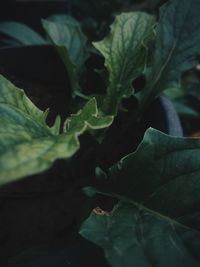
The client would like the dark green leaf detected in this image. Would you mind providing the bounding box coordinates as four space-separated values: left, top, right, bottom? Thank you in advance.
97 128 200 217
139 0 200 111
42 17 89 95
0 22 47 45
80 201 200 267
173 101 200 119
80 128 200 266
46 14 79 24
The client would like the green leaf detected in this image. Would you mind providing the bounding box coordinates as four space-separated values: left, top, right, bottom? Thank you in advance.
0 76 113 185
0 22 47 45
172 101 200 119
139 0 200 110
93 12 155 115
80 128 200 266
41 17 89 95
64 98 113 134
164 87 187 100
97 128 200 216
46 14 79 24
80 201 200 267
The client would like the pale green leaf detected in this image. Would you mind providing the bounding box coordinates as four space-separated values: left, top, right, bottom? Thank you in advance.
42 17 89 95
80 128 200 266
0 22 47 45
0 76 112 185
93 12 155 115
64 98 113 134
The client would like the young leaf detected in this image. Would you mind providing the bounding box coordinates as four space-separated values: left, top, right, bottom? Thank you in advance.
0 22 47 45
0 76 113 185
64 98 113 135
42 16 89 95
80 128 200 266
139 0 200 111
93 12 155 115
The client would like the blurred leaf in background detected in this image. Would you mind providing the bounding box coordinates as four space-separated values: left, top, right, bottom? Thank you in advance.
69 0 167 40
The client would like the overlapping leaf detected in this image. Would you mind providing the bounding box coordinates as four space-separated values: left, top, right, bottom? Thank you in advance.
93 12 155 115
80 128 200 266
81 201 200 267
0 22 47 45
139 0 200 110
0 75 113 184
42 16 89 95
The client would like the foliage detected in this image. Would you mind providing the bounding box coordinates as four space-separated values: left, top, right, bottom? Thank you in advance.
42 15 89 96
0 21 47 46
164 69 200 134
0 78 112 184
0 0 200 265
81 128 200 266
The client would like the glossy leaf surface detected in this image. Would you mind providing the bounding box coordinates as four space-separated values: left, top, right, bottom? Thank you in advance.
80 128 200 266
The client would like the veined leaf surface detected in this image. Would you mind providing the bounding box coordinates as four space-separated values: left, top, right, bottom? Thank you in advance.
81 201 200 267
0 76 113 184
80 128 200 266
64 98 113 134
139 0 200 109
93 12 155 115
42 16 89 95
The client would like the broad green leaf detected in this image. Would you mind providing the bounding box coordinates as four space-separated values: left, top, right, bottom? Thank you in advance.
42 17 89 95
139 0 200 110
80 201 200 267
93 12 155 115
80 128 200 266
95 128 200 217
0 76 113 185
0 22 47 45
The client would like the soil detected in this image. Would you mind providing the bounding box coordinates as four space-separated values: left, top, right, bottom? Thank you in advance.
0 75 89 263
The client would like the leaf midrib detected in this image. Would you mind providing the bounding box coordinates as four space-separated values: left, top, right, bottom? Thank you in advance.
110 195 200 235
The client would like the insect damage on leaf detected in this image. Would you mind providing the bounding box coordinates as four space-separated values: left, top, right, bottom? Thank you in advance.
80 128 200 267
93 207 111 216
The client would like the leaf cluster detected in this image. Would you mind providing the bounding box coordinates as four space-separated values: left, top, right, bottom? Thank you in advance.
0 0 200 265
